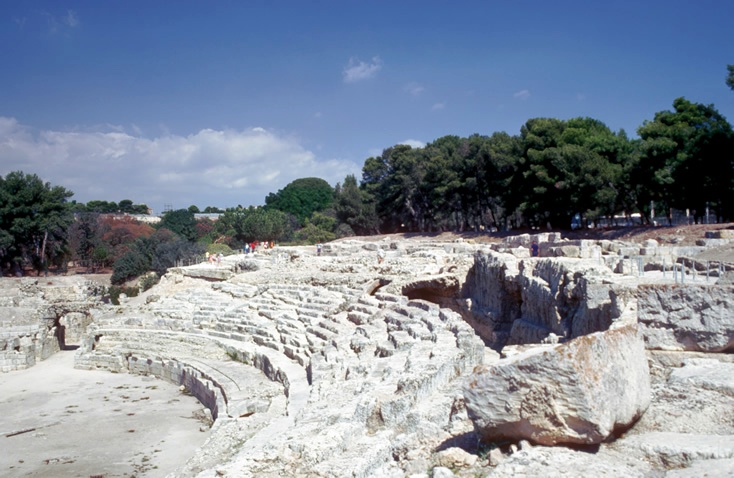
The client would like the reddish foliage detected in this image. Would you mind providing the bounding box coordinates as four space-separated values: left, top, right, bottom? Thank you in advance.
195 219 215 240
99 216 156 261
100 216 155 246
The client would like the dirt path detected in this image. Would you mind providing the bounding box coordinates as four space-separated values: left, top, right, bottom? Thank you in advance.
0 351 210 477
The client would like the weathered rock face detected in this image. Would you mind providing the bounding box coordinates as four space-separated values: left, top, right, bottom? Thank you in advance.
637 284 734 352
463 324 651 445
468 250 636 347
0 277 103 372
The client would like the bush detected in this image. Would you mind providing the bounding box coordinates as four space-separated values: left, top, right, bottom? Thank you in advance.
152 239 205 274
294 222 335 244
111 250 150 285
335 223 355 238
107 285 139 305
139 273 159 292
207 243 234 256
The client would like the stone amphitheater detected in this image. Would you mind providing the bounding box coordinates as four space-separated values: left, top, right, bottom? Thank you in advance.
1 229 733 477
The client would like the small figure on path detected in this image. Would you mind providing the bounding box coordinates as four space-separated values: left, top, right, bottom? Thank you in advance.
377 247 385 264
317 242 322 256
217 253 223 266
531 241 539 257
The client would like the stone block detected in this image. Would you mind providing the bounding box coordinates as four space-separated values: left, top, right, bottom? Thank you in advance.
637 284 734 352
464 324 650 445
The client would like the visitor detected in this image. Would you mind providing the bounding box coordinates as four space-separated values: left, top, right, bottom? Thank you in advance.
531 241 539 257
317 242 322 256
377 247 385 264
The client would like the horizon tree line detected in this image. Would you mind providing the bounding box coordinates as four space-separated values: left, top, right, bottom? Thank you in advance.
2 89 733 279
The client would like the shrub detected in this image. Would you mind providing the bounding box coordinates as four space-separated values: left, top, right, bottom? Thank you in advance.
139 273 159 292
152 239 205 274
207 243 234 256
107 285 139 305
111 250 150 285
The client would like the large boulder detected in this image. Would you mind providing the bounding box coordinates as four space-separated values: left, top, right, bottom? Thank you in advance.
463 324 650 445
637 284 734 352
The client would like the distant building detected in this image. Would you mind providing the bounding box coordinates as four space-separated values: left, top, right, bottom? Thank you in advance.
194 213 222 221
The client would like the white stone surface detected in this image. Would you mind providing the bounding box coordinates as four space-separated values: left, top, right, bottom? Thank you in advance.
2 233 734 477
464 324 651 445
638 284 734 352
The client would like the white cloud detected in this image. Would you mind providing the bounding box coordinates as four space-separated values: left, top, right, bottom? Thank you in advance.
399 139 425 149
40 10 79 33
431 102 445 111
513 89 531 100
405 82 425 96
343 56 383 83
0 117 361 213
63 10 79 28
41 11 59 33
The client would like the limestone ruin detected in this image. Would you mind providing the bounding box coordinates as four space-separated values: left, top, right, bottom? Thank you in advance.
1 229 733 477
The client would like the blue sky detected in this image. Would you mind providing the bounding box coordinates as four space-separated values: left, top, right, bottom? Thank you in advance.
1 1 732 214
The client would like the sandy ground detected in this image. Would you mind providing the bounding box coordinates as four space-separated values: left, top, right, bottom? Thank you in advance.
0 351 210 478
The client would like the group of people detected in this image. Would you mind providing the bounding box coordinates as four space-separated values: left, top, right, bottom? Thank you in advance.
205 252 224 266
242 240 276 255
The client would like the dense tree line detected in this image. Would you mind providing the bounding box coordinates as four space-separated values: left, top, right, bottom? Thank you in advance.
2 81 732 283
346 97 734 232
71 199 150 214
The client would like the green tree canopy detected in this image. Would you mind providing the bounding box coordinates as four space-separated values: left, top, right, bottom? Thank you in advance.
215 207 291 244
0 171 74 274
334 174 378 236
265 177 334 224
511 117 629 228
85 200 119 213
637 97 734 222
159 209 197 242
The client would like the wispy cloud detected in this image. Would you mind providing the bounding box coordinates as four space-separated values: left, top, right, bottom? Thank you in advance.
12 16 26 29
40 9 80 33
63 10 80 28
513 89 531 100
431 102 445 111
399 139 425 149
0 117 361 212
576 93 586 102
404 82 425 96
343 56 383 83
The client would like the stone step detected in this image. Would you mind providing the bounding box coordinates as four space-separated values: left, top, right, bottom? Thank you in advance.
283 345 309 367
374 292 406 305
299 302 330 312
347 310 371 326
388 330 415 350
317 320 345 336
349 303 378 316
306 325 335 342
281 334 309 350
298 308 324 320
